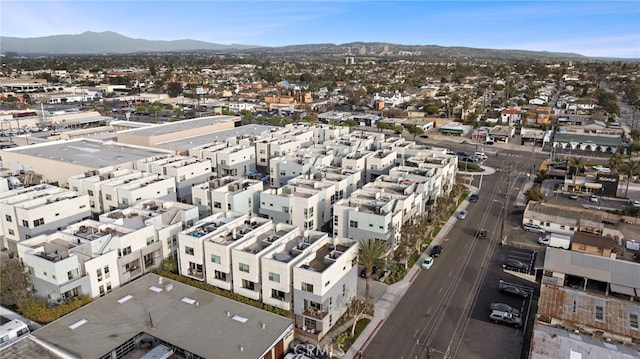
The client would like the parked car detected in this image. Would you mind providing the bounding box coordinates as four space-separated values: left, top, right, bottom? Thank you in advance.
457 210 468 220
430 245 442 257
522 223 545 234
631 199 640 207
421 256 434 270
503 259 530 272
469 193 479 202
538 234 551 245
499 284 529 298
589 195 598 203
490 302 520 316
456 151 469 157
476 229 487 239
568 193 578 200
489 310 523 327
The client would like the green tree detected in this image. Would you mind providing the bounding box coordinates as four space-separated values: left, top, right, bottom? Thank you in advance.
357 238 389 304
166 82 183 98
408 126 424 140
569 157 586 191
623 160 640 198
609 153 625 173
524 184 546 202
392 125 404 134
341 119 358 131
0 258 32 309
376 122 390 132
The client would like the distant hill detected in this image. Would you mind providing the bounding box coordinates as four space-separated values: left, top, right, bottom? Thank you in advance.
0 31 600 60
0 31 259 55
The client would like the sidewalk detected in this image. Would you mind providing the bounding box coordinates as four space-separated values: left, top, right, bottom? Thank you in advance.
342 186 477 359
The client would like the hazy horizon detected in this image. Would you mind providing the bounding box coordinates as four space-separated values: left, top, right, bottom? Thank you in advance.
2 1 639 58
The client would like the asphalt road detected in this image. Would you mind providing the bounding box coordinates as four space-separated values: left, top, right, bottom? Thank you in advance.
363 163 538 359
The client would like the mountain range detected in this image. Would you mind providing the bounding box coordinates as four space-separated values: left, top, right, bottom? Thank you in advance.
0 31 591 60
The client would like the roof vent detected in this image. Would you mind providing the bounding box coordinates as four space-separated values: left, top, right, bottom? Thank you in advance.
239 346 244 352
226 310 231 317
165 283 173 292
261 323 266 329
158 277 163 285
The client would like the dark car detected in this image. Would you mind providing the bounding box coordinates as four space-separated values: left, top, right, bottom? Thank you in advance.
500 284 529 298
503 259 530 272
456 151 469 157
430 245 442 257
476 229 487 239
469 193 479 202
490 302 521 316
360 266 378 278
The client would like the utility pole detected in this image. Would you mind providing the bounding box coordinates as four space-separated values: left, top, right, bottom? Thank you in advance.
500 161 514 246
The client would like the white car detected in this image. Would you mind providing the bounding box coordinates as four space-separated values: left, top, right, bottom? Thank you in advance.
474 152 488 160
457 210 468 220
421 256 434 270
523 223 545 234
589 195 598 203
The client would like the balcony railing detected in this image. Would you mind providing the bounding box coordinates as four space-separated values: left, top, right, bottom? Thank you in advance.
302 306 328 320
188 269 204 280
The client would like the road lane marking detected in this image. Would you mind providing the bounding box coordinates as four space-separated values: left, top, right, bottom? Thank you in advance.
439 287 444 294
448 271 452 277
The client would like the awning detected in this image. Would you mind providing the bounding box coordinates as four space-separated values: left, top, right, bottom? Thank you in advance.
584 183 602 189
610 283 637 296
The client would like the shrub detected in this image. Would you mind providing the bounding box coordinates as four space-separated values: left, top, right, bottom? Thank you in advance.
20 295 92 324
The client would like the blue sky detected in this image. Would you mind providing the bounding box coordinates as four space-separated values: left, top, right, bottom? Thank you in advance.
2 1 639 58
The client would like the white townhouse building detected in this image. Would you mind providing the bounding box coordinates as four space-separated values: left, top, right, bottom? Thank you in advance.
261 230 329 311
255 138 314 173
392 142 438 166
189 142 257 178
62 219 164 285
191 176 263 218
292 236 358 340
333 189 404 249
264 126 315 144
231 222 299 301
341 150 375 185
99 199 199 258
402 150 458 199
364 149 398 183
17 232 120 302
365 178 422 223
260 181 328 232
177 212 257 285
134 155 212 203
284 123 350 144
69 168 176 213
0 184 91 252
268 151 335 187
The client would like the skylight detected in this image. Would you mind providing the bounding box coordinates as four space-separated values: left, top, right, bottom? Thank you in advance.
117 295 133 304
232 314 248 323
181 297 197 305
149 286 163 293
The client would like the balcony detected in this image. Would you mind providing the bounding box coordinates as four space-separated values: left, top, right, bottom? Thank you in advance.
302 306 328 320
188 269 204 280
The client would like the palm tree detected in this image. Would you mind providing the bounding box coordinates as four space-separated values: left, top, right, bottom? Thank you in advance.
623 160 640 198
357 238 389 304
609 153 624 173
569 157 586 191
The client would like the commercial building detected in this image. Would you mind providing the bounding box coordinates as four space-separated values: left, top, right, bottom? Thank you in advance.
31 273 294 359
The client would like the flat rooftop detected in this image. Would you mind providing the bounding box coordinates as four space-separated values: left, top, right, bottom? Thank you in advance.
32 273 293 359
3 139 172 169
121 115 239 138
156 124 271 151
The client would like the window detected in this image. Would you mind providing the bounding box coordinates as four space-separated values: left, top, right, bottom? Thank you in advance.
349 220 358 228
106 282 112 292
87 190 94 196
185 246 194 255
630 313 639 330
105 194 112 201
214 202 222 209
301 282 314 293
268 272 280 283
4 215 11 222
239 263 249 273
282 206 289 213
210 254 221 264
214 270 227 281
33 218 44 227
22 220 29 228
99 285 105 296
146 236 155 245
96 268 103 281
121 246 132 256
595 304 605 321
242 279 255 290
8 229 14 236
193 198 201 205
271 289 285 300
104 266 110 278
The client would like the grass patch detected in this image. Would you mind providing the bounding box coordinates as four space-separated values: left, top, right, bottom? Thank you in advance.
458 190 470 205
432 227 441 238
335 318 372 352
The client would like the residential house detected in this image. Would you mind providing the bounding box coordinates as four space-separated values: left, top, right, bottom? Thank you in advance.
134 155 212 202
191 177 263 218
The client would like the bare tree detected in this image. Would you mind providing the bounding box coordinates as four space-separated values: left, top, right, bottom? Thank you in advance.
0 258 32 309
